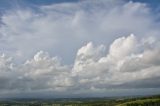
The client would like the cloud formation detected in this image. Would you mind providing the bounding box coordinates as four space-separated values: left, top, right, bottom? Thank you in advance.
0 34 160 97
0 0 159 63
0 0 160 97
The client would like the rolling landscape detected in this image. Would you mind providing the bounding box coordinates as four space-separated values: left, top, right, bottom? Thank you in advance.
0 95 159 106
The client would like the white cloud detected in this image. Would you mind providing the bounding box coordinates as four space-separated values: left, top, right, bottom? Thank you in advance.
72 34 160 91
0 0 159 64
0 54 13 72
108 34 137 61
20 51 73 91
73 42 105 73
0 34 160 97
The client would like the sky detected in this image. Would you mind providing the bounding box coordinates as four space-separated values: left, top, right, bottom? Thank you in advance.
0 0 160 98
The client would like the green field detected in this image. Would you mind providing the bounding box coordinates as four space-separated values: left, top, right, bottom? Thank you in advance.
0 95 159 106
116 98 160 106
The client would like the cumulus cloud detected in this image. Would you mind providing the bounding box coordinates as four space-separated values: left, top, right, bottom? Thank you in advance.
0 34 160 97
0 51 75 97
73 34 160 90
0 0 160 97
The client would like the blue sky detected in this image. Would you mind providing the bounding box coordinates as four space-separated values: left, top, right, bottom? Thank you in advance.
0 0 160 98
0 0 159 9
0 0 159 5
0 0 79 7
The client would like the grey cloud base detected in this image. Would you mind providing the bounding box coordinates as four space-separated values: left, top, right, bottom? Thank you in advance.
0 35 160 97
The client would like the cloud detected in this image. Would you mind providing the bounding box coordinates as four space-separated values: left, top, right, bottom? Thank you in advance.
0 0 159 64
0 51 74 96
0 34 160 97
73 42 105 73
21 51 73 90
0 0 160 97
73 34 160 90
